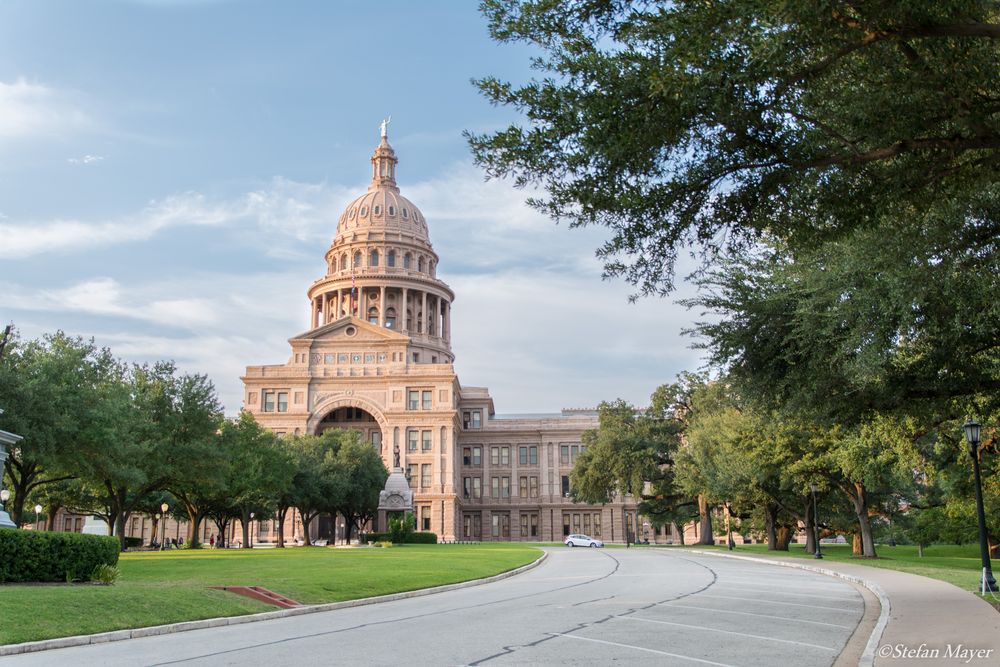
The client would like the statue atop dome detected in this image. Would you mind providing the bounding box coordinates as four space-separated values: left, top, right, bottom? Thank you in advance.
379 115 391 139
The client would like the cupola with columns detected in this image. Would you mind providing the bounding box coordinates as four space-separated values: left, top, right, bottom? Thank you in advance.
305 121 454 364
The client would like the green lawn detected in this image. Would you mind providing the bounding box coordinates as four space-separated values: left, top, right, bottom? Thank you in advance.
0 544 540 645
677 542 988 592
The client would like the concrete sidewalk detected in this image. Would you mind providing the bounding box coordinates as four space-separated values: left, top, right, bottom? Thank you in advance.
691 549 1000 667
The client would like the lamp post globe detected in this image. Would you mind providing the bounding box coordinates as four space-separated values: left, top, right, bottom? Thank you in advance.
159 504 168 551
963 421 998 592
34 504 42 530
249 512 255 548
0 489 9 503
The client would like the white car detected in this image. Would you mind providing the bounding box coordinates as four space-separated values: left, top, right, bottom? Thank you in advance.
565 534 604 548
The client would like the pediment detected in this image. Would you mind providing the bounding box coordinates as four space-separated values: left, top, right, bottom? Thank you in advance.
289 316 409 345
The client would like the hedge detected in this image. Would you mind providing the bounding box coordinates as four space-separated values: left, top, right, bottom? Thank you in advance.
0 530 120 583
361 532 437 545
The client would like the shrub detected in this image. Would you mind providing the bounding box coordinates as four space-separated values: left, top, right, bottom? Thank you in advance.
372 541 394 548
362 531 436 544
123 537 143 549
91 563 120 585
407 532 438 544
0 530 120 583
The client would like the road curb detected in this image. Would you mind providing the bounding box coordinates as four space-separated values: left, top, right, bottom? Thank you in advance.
688 550 890 667
0 549 548 657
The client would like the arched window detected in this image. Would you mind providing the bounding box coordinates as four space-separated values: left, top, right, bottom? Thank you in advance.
385 307 397 329
373 205 381 216
353 251 362 268
387 250 396 268
369 249 379 267
418 257 425 273
403 253 412 269
367 306 379 325
340 253 348 271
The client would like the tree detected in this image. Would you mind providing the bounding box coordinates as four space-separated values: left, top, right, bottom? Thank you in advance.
221 412 295 549
470 1 1000 296
0 332 111 526
328 435 388 544
570 379 712 542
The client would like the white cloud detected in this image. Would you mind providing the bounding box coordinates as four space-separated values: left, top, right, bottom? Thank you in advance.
0 78 91 140
3 164 708 414
67 154 104 165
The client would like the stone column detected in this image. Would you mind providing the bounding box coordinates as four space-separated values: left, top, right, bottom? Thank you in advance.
360 287 368 323
421 291 427 334
444 301 451 342
379 286 386 327
402 288 409 331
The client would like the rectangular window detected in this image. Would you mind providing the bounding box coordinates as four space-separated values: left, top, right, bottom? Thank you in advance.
463 447 472 466
529 446 538 465
530 476 538 498
593 513 602 537
560 444 570 464
520 513 529 538
501 476 510 498
491 513 509 539
491 447 500 466
500 446 509 465
408 430 418 452
263 391 276 412
473 477 481 498
571 445 580 462
422 514 431 531
472 446 481 465
406 464 416 487
463 514 481 540
277 391 288 413
463 477 473 498
491 476 500 499
422 390 432 410
421 430 432 451
519 446 528 465
562 513 571 537
472 410 482 428
583 513 591 535
530 513 538 537
421 464 431 489
372 431 382 450
573 513 581 533
561 475 570 497
408 390 419 410
519 476 528 498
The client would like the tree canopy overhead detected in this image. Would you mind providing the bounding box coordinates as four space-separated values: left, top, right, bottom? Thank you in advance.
470 0 1000 295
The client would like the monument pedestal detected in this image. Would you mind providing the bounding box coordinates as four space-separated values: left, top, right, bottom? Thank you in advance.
377 467 414 532
0 425 21 529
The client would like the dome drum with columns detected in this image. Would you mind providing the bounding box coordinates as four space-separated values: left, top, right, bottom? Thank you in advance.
241 124 641 545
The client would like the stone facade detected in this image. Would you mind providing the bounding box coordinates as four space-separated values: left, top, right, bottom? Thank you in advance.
241 128 640 542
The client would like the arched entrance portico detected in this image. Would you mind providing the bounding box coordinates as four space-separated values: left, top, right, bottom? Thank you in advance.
307 394 391 469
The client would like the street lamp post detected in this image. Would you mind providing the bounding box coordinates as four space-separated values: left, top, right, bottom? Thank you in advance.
249 512 255 549
810 483 823 559
34 504 42 531
154 513 161 547
963 421 998 592
160 503 169 551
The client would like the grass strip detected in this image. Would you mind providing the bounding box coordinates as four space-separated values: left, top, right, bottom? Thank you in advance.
0 543 539 645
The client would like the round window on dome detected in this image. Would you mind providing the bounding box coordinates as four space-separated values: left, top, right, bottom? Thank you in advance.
360 206 368 216
402 208 408 219
373 205 381 215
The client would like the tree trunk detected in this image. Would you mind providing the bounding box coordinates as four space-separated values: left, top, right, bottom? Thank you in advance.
184 503 203 547
275 506 289 548
115 511 128 550
301 512 314 546
241 511 251 548
851 481 877 558
775 525 792 550
853 532 862 556
803 498 816 555
765 503 779 550
697 495 714 545
917 543 924 558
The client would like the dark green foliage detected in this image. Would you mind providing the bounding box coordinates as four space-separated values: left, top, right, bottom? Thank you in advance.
362 531 437 544
388 513 416 544
471 1 1000 296
123 537 143 549
0 531 119 583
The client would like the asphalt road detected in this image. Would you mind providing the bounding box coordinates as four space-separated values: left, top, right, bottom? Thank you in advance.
7 548 867 666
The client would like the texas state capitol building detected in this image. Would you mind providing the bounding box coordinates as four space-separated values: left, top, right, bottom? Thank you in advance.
241 126 640 543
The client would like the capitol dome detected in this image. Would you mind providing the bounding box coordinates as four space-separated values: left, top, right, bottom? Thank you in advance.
333 136 430 244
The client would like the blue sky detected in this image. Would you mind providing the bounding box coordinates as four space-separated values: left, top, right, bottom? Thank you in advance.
0 0 705 414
